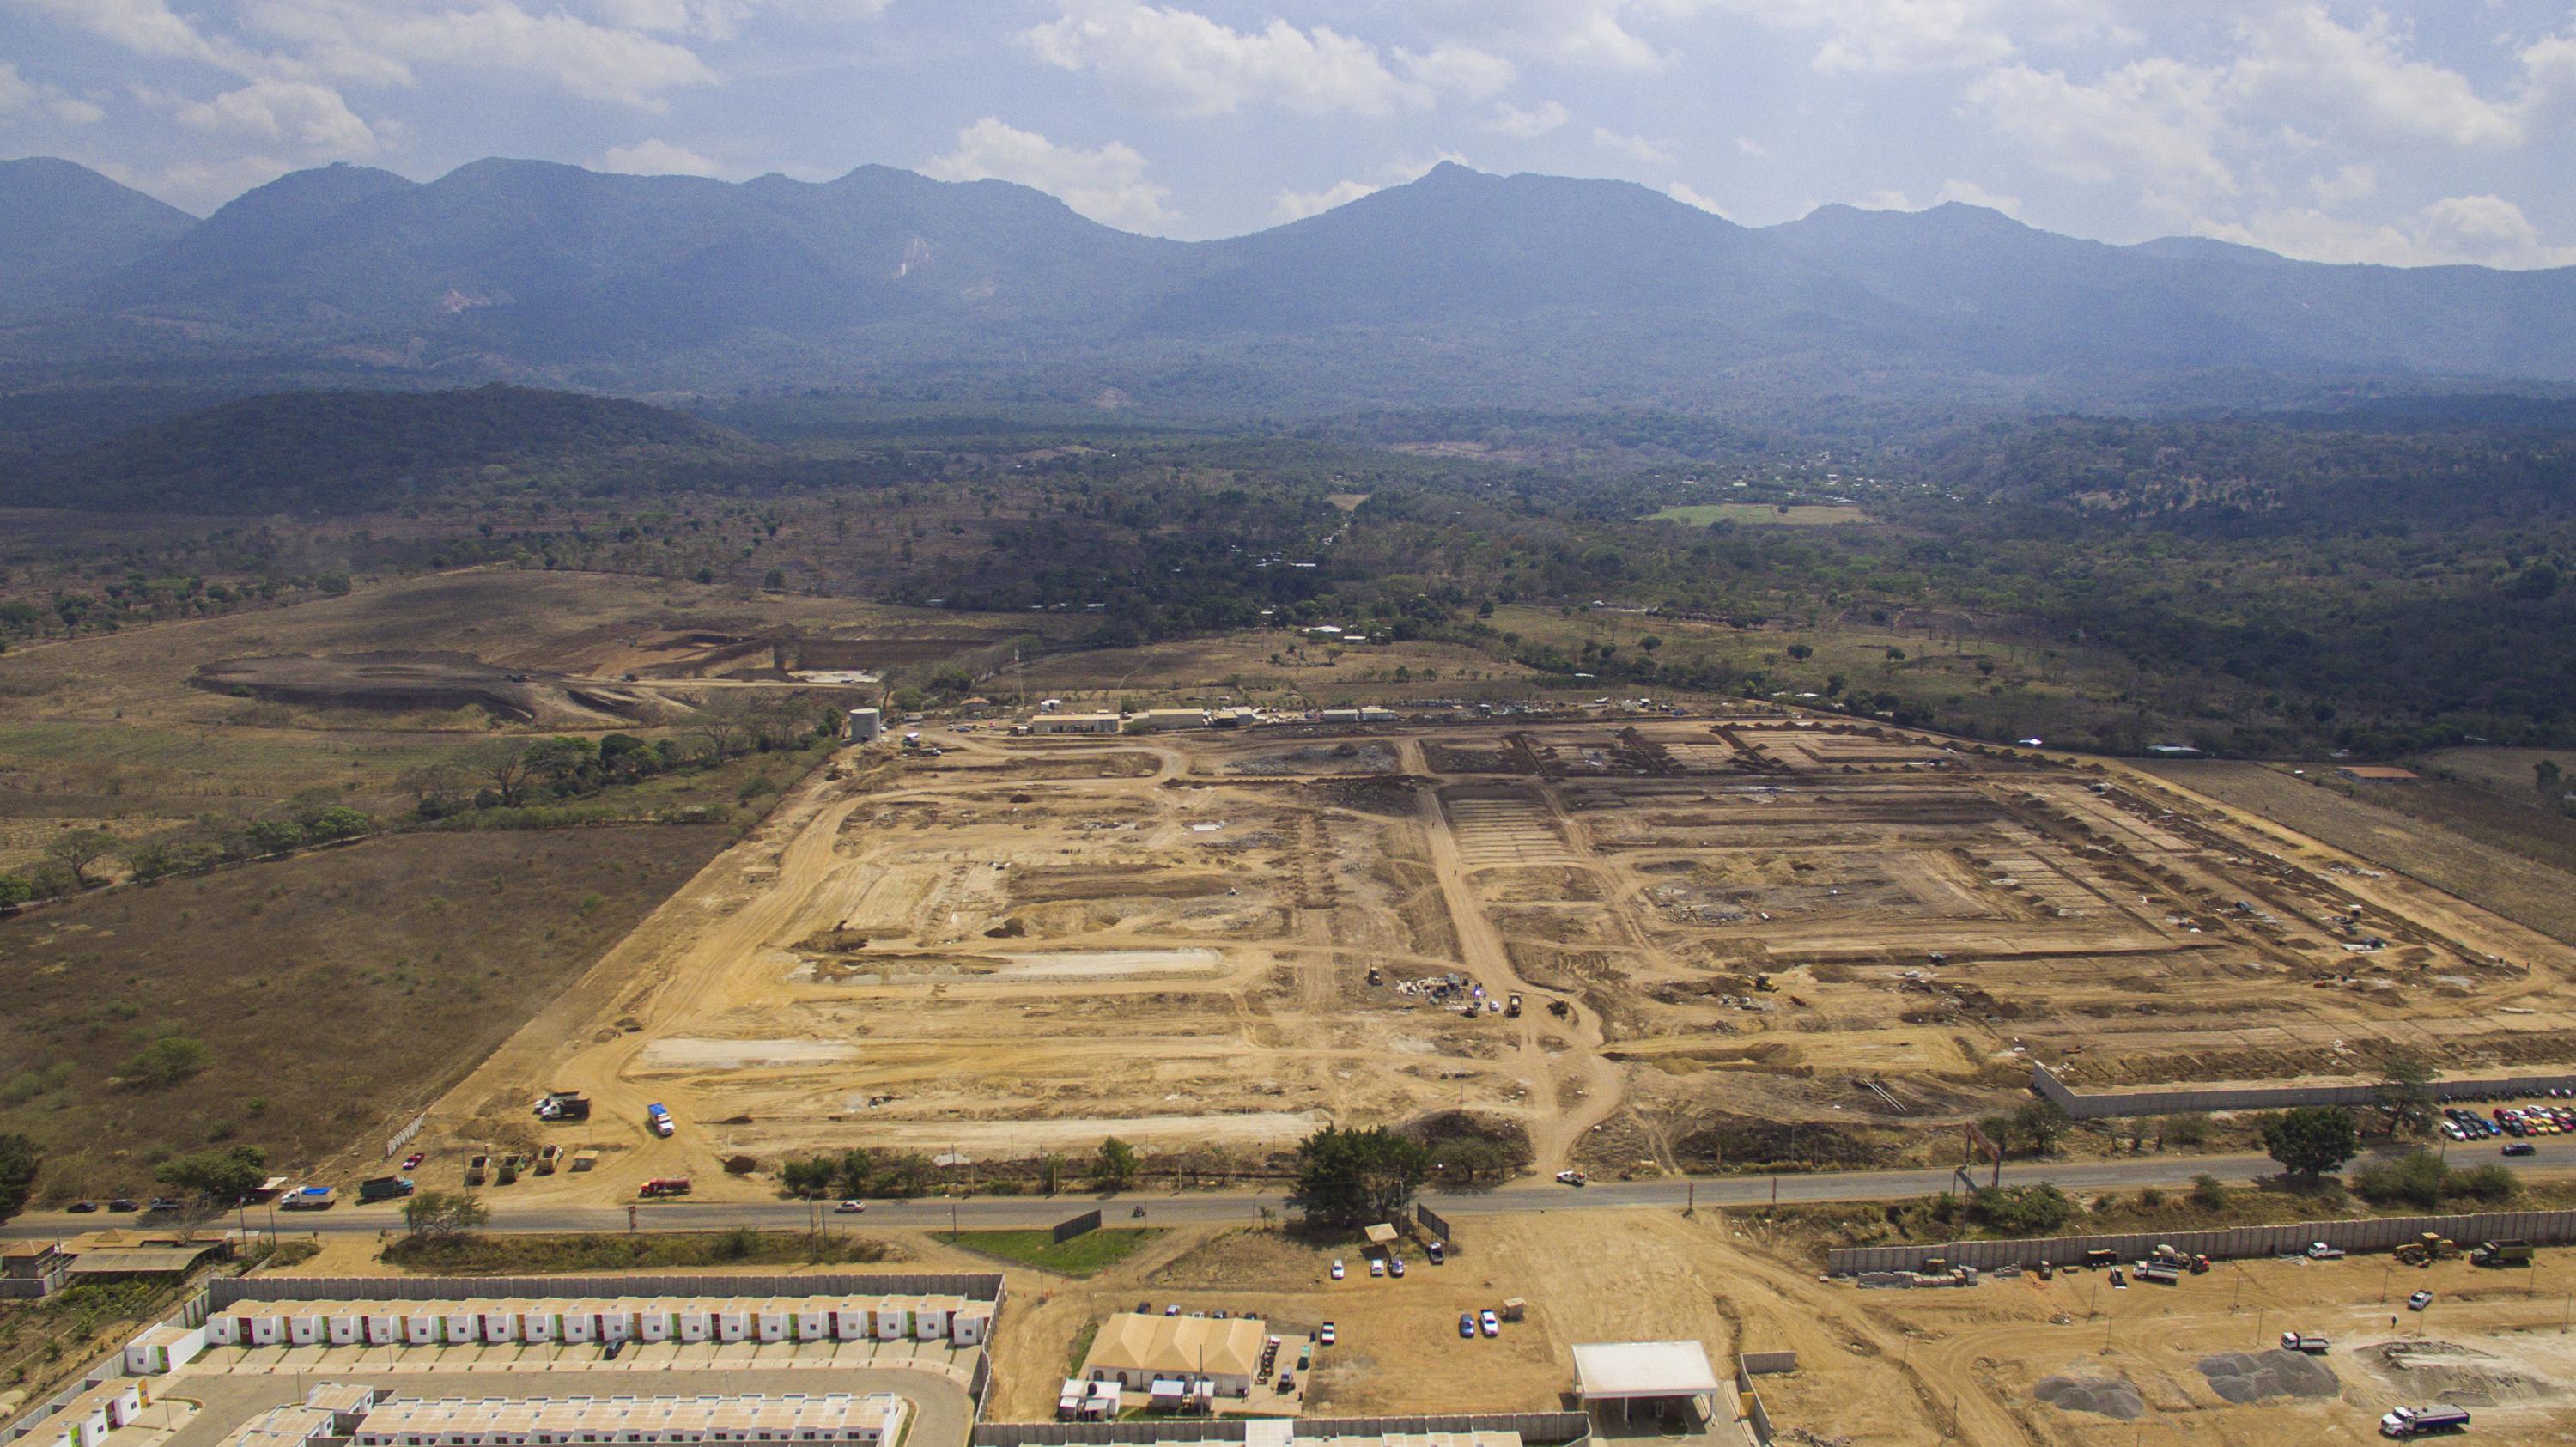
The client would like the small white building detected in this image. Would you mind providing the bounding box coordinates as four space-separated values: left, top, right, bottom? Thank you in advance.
1140 708 1210 731
1571 1341 1722 1425
846 708 884 742
125 1323 204 1375
38 1378 149 1447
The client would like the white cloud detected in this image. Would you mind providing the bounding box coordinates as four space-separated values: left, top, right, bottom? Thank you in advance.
599 137 725 177
1664 180 1728 216
0 60 104 123
1406 1 1677 72
2309 162 2374 208
1734 136 1771 160
4 0 259 71
169 78 375 155
2227 3 2521 149
1398 43 1514 100
1965 58 2235 206
1590 126 1670 163
1273 178 1377 222
1481 99 1568 137
1856 188 1913 210
241 0 720 109
2196 194 2576 270
922 116 1176 233
1932 177 2020 216
1022 1 1432 117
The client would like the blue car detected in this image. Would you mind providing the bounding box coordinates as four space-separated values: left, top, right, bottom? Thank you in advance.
1458 1314 1476 1339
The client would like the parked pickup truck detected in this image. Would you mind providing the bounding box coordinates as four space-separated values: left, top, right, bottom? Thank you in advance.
2305 1241 2346 1261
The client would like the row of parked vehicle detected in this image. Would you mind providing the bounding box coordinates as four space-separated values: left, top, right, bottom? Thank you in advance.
2441 1102 2573 1141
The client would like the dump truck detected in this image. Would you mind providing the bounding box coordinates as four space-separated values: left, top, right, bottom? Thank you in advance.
2136 1262 2181 1285
465 1154 490 1187
2471 1239 2534 1268
569 1148 600 1173
646 1103 676 1139
2280 1333 2330 1354
357 1176 415 1203
533 1090 591 1122
639 1176 692 1198
2379 1404 2470 1438
1505 992 1522 1018
536 1144 563 1176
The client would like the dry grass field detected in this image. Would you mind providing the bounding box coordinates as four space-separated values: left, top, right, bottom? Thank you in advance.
0 825 737 1195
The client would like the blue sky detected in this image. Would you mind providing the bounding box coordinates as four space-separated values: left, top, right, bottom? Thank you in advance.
3 1 2572 265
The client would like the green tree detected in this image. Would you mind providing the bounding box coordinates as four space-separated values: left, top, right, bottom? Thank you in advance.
402 1189 489 1239
44 829 118 888
2009 1098 2073 1156
0 872 34 909
2370 1055 2437 1139
243 818 304 854
155 1145 267 1201
1091 1136 1141 1191
2537 759 2564 800
1293 1125 1432 1229
1962 1183 2073 1235
298 806 374 842
121 1036 210 1089
0 1133 39 1221
781 1158 837 1199
121 837 182 882
835 1148 875 1199
2262 1107 2360 1180
2190 1173 2230 1210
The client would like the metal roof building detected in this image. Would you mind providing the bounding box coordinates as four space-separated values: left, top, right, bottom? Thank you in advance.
1569 1341 1721 1424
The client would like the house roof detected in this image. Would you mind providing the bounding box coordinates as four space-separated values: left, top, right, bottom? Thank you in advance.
1571 1341 1722 1400
66 1245 222 1276
1084 1313 1267 1379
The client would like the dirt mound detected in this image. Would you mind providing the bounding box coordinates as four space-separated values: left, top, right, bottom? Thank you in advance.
2196 1349 2340 1403
2032 1374 2144 1420
193 651 660 724
2368 1340 2561 1406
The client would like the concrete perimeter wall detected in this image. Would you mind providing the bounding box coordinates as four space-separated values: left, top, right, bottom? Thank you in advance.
210 1272 1005 1306
1829 1209 2576 1275
2032 1061 2576 1121
974 1414 1590 1447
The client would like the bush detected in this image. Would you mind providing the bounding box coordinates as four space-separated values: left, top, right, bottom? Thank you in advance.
1964 1183 2075 1236
2349 1150 2520 1208
121 1036 210 1089
2190 1173 2231 1210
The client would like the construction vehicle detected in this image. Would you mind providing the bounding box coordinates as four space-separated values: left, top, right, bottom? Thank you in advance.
2136 1262 2180 1285
495 1154 520 1186
278 1184 337 1211
357 1176 415 1203
2280 1333 2330 1354
639 1176 692 1198
569 1148 600 1172
2470 1239 2534 1268
2394 1232 2459 1267
646 1103 676 1139
465 1154 490 1187
2379 1405 2470 1438
536 1144 563 1176
2081 1249 2119 1269
533 1090 591 1122
1505 992 1522 1018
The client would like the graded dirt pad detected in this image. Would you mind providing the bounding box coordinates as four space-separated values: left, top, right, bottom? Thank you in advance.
2195 1348 2339 1403
2032 1373 2146 1420
403 716 2576 1199
191 652 677 726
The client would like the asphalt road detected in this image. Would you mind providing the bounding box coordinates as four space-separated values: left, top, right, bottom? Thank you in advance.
11 1146 2566 1240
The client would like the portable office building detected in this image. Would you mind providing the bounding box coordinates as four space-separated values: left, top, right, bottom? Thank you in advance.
598 1303 636 1343
756 1304 792 1342
676 1303 712 1341
443 1308 478 1344
405 1313 441 1346
125 1323 205 1374
284 1308 325 1347
911 1300 949 1341
560 1305 594 1344
325 1307 363 1346
522 1304 558 1344
873 1304 909 1340
481 1304 519 1343
950 1304 993 1346
637 1300 674 1343
366 1308 403 1346
833 1304 871 1341
714 1302 750 1342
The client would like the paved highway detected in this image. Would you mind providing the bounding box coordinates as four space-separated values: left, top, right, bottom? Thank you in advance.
9 1146 2565 1241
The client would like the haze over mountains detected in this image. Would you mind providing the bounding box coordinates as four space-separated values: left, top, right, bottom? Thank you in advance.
4 155 2573 420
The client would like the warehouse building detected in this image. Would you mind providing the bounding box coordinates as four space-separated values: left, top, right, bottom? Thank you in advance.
1028 712 1122 735
349 1393 907 1447
195 1293 990 1354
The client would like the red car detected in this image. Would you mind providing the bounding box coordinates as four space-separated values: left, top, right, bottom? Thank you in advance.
402 1152 425 1170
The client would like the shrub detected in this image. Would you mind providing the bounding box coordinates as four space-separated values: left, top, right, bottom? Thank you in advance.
120 1036 210 1089
1963 1183 2075 1236
2190 1173 2231 1210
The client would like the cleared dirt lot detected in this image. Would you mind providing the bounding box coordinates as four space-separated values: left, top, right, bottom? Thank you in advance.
405 718 2576 1200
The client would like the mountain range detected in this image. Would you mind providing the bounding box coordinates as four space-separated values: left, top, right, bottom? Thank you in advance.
3 155 2572 419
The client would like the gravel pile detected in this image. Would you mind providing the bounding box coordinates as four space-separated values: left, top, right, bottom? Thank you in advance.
2197 1349 2341 1403
2033 1375 2146 1420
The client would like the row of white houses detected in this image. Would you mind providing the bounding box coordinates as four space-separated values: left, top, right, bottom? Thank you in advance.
186 1296 990 1357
